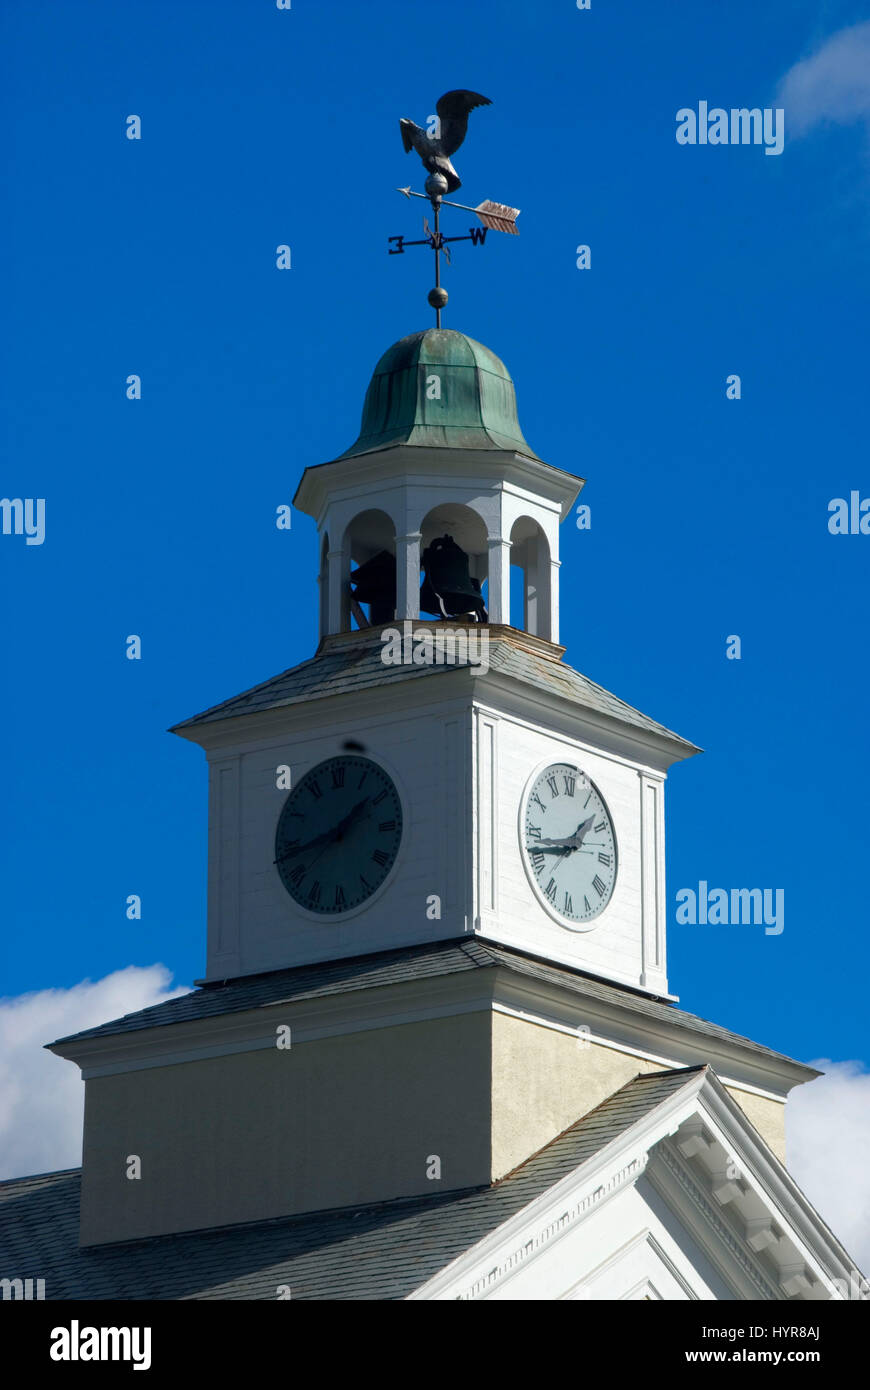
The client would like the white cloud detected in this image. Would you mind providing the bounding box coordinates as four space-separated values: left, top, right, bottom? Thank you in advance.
0 966 189 1180
787 1059 870 1274
777 21 870 137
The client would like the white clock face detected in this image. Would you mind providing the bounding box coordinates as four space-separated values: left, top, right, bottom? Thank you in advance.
521 763 617 927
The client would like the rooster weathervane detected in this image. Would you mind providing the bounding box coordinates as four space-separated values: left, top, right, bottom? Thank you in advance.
389 89 521 327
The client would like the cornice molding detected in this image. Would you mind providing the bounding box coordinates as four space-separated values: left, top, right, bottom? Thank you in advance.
654 1142 779 1299
294 445 583 524
455 1155 649 1301
50 955 813 1106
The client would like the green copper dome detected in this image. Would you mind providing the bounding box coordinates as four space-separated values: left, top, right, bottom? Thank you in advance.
339 329 540 460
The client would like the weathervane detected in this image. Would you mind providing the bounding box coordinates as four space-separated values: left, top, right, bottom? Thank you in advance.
389 89 520 328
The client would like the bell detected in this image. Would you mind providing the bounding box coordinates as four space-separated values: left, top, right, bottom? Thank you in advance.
350 550 396 624
420 534 488 622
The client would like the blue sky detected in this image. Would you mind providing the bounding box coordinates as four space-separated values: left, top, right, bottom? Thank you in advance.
2 0 869 1091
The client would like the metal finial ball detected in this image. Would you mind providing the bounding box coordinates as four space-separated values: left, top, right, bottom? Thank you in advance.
424 172 449 200
428 287 448 310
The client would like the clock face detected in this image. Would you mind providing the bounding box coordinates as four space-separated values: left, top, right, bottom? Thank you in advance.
275 756 402 916
521 763 617 927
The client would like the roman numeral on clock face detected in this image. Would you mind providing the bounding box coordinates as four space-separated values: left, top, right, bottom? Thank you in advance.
545 878 557 902
546 776 559 798
532 851 545 873
594 821 606 833
331 766 345 788
531 793 546 814
598 852 611 866
592 874 607 897
564 892 573 915
308 779 323 800
372 790 388 806
379 820 396 833
334 885 346 909
309 880 322 905
372 849 389 867
563 775 575 796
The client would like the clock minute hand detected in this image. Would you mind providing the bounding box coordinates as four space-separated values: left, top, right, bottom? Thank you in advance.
570 815 595 847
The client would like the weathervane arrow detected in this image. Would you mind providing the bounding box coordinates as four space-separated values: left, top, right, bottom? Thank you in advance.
397 187 520 235
390 91 521 326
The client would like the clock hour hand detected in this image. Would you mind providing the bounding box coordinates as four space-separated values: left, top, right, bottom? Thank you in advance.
527 816 595 855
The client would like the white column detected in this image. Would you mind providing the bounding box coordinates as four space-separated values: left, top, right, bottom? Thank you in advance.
525 537 553 639
327 545 350 634
487 537 511 625
395 532 422 621
318 537 328 641
549 558 561 643
523 542 538 636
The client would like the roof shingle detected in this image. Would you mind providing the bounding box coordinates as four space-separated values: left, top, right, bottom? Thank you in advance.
49 937 810 1075
171 628 698 750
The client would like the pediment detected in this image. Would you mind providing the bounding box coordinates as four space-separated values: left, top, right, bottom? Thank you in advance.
409 1067 859 1300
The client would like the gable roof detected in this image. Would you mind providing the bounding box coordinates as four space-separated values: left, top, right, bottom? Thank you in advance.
0 1069 697 1301
47 938 814 1081
170 626 698 752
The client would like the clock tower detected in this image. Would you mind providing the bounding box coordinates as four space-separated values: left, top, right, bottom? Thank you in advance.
173 326 698 999
50 325 814 1255
29 91 857 1300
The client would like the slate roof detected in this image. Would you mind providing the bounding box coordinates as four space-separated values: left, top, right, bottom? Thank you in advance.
171 628 698 749
0 1068 699 1300
49 937 813 1077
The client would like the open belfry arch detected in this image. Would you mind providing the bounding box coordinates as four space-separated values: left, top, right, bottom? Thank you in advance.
304 329 571 639
3 87 861 1304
